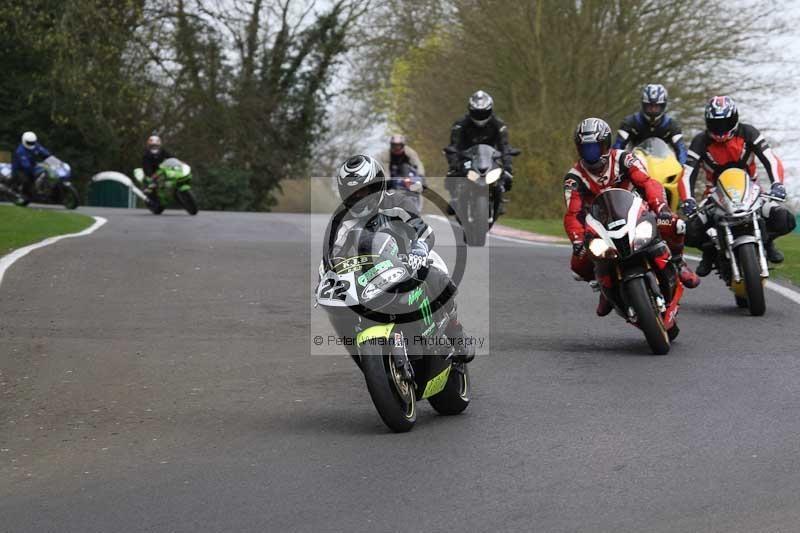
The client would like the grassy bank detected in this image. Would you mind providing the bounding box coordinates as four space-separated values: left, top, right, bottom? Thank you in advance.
0 206 94 255
500 217 800 286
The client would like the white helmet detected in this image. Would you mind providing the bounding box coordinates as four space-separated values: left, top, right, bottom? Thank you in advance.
22 131 38 150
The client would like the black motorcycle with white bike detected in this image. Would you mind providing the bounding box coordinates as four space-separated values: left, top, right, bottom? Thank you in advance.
315 228 470 433
444 144 520 246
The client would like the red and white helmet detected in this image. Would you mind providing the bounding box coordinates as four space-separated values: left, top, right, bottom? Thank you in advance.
705 96 739 142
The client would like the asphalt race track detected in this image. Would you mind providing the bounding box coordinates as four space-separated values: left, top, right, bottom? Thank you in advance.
2 207 800 532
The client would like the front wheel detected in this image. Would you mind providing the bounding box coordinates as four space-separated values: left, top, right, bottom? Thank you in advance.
428 363 470 415
146 192 164 214
61 184 80 209
360 345 416 432
466 194 489 247
736 243 766 316
176 189 198 215
624 277 670 355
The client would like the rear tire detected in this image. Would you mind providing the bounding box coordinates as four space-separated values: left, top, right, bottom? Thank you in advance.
736 243 766 316
62 184 80 210
624 277 670 355
361 345 416 432
176 189 198 215
428 363 470 415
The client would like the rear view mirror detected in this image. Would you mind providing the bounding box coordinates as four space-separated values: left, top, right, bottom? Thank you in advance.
508 148 521 157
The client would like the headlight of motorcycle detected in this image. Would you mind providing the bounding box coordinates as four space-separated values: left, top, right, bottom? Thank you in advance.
588 238 616 259
181 163 191 176
632 220 654 250
486 168 503 184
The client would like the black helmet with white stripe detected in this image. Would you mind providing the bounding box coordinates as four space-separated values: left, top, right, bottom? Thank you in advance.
468 90 494 126
641 83 668 125
574 118 612 173
336 155 386 217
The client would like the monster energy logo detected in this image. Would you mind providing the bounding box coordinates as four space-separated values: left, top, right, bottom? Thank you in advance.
408 286 424 306
419 296 433 326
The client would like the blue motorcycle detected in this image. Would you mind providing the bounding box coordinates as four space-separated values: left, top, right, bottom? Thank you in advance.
0 156 80 209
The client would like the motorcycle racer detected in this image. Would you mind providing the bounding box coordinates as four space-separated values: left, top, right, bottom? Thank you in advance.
11 131 51 205
564 118 700 316
323 155 474 362
613 84 688 164
680 96 796 275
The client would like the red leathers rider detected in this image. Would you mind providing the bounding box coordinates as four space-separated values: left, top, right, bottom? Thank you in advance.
563 118 700 316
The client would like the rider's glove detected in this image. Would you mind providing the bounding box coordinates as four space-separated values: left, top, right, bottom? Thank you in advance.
502 170 513 191
657 206 674 227
408 240 429 271
680 198 698 217
770 182 787 200
572 240 586 257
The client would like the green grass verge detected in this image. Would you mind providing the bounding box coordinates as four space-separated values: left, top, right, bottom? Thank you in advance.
501 217 800 286
771 233 800 286
0 205 94 255
500 218 565 238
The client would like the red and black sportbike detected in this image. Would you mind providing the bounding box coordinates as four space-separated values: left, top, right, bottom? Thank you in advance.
584 188 684 354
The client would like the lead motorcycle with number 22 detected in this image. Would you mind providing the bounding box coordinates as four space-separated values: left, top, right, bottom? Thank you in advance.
315 228 469 432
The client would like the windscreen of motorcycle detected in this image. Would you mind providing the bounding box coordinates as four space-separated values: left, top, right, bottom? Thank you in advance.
715 168 758 214
634 138 681 185
465 144 500 175
590 188 637 229
635 138 675 159
42 156 70 179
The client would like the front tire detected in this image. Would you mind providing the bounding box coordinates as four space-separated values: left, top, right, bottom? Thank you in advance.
61 184 80 210
736 243 766 316
176 189 198 215
466 194 489 247
624 277 670 355
146 194 164 215
361 345 416 432
428 363 470 415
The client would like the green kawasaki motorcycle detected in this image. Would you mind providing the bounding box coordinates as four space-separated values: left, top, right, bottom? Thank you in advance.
134 158 198 215
316 228 470 432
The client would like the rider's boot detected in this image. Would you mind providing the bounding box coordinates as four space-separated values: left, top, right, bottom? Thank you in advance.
764 239 785 263
696 245 717 277
673 255 700 288
596 292 613 317
444 308 475 363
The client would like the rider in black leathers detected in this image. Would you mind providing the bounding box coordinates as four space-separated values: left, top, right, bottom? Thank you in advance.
322 155 474 362
445 90 513 206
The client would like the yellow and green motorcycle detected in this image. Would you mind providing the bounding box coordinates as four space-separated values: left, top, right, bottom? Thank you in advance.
316 229 469 432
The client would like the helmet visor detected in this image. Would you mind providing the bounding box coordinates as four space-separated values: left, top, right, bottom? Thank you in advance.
578 142 608 164
643 103 666 120
707 116 738 136
470 108 492 122
578 142 609 172
343 185 382 217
